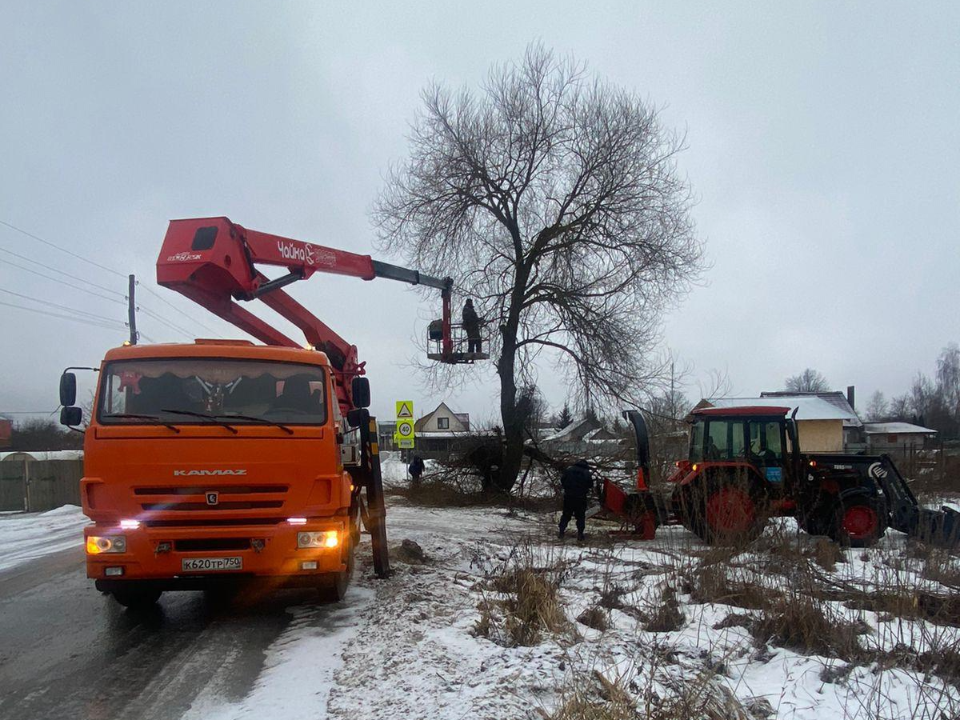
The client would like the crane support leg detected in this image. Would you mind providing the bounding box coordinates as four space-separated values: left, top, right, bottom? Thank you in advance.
348 411 390 578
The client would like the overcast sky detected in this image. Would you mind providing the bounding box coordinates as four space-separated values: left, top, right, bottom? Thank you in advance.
1 2 958 426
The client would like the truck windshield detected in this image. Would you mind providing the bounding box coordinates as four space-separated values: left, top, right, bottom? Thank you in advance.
97 358 327 426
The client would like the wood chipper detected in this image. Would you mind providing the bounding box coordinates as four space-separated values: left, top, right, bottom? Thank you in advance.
596 408 960 548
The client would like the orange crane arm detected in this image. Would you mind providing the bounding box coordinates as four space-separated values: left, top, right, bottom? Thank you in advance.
156 216 453 413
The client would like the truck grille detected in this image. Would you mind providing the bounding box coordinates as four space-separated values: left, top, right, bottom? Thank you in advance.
134 485 289 513
141 501 283 511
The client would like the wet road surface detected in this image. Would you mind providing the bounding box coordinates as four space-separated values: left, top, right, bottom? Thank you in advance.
0 549 320 720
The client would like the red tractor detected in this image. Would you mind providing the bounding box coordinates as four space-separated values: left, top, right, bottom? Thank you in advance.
600 407 959 548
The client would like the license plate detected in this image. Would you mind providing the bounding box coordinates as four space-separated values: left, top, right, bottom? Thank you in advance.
181 557 242 572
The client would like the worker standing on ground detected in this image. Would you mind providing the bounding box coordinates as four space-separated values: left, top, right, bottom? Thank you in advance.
462 298 482 353
559 459 593 541
408 454 425 486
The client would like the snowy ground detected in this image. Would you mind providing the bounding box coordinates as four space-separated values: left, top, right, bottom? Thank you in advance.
0 505 88 572
189 498 960 720
4 474 956 719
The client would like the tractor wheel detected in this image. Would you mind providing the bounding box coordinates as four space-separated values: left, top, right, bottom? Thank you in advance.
828 496 886 548
683 476 767 545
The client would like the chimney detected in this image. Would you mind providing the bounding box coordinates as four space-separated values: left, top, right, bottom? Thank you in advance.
846 385 855 410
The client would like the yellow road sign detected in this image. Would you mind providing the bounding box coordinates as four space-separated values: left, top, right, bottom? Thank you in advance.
395 402 415 449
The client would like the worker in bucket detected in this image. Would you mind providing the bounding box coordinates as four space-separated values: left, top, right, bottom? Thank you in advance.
462 298 482 353
558 459 593 541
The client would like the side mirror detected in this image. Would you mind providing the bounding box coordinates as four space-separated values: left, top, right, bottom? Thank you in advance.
60 406 82 427
351 377 371 409
346 408 367 429
60 372 77 407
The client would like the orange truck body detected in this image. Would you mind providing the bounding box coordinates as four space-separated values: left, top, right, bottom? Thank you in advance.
82 341 355 590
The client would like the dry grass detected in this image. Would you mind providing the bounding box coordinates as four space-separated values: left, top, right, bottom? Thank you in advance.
683 563 770 610
576 606 609 631
751 592 866 660
643 585 685 633
475 541 572 647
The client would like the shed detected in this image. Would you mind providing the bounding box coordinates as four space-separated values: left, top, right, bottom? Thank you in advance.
863 422 937 451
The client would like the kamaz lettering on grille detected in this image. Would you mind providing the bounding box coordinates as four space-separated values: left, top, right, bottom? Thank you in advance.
173 469 247 476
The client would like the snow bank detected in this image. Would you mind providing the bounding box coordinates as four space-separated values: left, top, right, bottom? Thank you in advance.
0 505 88 573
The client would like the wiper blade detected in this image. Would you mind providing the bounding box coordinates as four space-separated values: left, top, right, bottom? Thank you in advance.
160 409 238 434
104 413 181 434
218 414 294 435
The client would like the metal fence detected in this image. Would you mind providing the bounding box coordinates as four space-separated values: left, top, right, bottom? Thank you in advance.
0 459 83 512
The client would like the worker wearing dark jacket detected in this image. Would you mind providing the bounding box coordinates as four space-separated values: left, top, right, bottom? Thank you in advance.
462 299 482 353
559 459 593 540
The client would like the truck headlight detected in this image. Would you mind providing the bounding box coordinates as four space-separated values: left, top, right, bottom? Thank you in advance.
86 535 127 554
297 530 339 549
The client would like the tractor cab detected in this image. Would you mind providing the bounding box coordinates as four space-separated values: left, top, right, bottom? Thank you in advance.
684 406 801 493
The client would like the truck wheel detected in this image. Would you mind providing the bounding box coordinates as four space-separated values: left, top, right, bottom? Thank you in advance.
829 496 886 547
112 587 162 609
684 476 767 545
318 534 356 603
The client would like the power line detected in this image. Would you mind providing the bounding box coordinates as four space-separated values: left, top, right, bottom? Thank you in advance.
0 299 127 331
138 284 221 336
0 287 127 327
138 304 195 339
0 218 222 338
0 219 127 279
0 256 126 305
0 245 126 298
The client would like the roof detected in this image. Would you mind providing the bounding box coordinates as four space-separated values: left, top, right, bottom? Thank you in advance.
415 430 497 439
540 417 601 443
414 402 469 432
760 391 862 427
693 406 790 418
702 396 862 425
863 422 937 435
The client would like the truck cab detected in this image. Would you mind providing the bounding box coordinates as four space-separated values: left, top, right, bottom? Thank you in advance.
67 340 362 607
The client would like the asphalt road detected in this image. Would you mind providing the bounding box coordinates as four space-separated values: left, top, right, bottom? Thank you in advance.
0 549 319 720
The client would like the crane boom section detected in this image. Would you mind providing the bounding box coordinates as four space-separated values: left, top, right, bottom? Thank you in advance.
156 216 452 413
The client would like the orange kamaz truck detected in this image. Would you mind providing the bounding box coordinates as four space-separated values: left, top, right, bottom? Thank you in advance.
59 217 484 608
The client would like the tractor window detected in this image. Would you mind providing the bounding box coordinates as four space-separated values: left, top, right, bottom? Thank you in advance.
748 421 783 464
705 421 730 460
689 421 704 461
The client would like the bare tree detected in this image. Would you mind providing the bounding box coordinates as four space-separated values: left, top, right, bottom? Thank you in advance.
889 393 911 420
864 390 888 421
784 368 830 393
375 44 702 492
936 343 960 422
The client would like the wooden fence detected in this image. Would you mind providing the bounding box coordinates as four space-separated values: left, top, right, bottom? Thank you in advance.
0 459 83 512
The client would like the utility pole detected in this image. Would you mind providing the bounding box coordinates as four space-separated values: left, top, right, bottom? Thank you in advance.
127 274 138 345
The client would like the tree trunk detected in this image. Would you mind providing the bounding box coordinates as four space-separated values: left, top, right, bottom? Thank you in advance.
494 262 528 494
